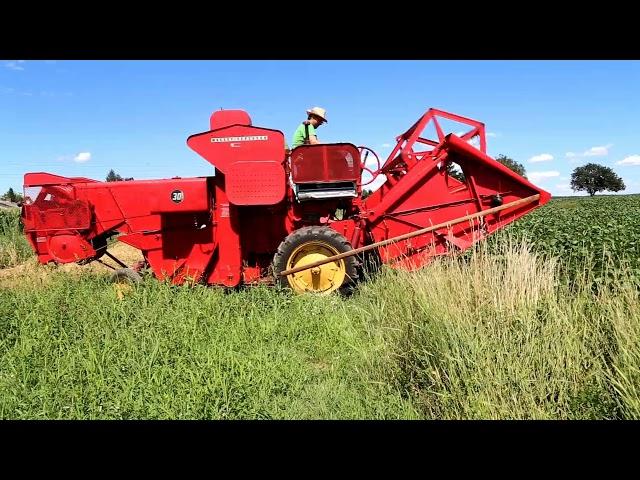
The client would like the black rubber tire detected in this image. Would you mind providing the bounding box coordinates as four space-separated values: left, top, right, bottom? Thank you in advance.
272 226 360 294
110 268 142 285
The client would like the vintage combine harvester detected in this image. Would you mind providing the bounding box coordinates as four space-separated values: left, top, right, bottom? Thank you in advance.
21 108 551 294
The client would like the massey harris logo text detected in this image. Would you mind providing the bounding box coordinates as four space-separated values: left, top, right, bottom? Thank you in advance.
211 135 268 143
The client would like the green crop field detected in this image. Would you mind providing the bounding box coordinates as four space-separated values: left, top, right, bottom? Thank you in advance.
494 194 640 285
1 196 639 419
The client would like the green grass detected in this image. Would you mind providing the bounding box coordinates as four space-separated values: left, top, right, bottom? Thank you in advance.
0 272 419 419
1 195 639 419
1 240 639 419
0 210 32 268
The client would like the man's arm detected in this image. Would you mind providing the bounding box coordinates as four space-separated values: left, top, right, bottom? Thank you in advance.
304 121 320 144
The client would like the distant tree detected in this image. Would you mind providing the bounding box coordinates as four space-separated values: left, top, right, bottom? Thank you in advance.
1 187 23 203
495 154 527 179
444 154 526 183
571 163 625 196
446 162 466 182
362 189 373 200
106 169 124 182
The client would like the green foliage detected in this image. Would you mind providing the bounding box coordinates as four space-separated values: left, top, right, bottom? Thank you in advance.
495 154 527 179
446 154 525 183
571 163 625 196
106 169 123 182
105 170 133 182
0 276 418 419
1 188 23 204
0 210 31 268
446 162 465 182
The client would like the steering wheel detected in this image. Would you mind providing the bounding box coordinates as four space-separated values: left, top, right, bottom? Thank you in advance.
358 146 382 186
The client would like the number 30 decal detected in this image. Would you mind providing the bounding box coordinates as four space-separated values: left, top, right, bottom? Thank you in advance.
171 190 184 204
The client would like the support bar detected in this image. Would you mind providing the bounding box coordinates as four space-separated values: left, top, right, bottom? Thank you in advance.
278 194 540 277
104 250 129 269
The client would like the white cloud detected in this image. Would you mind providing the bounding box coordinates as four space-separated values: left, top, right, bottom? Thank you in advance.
467 137 480 149
381 143 391 148
366 173 387 192
364 157 381 170
528 171 560 183
566 144 613 159
616 155 640 166
529 153 553 163
455 130 498 139
4 60 25 71
74 152 91 163
585 144 612 156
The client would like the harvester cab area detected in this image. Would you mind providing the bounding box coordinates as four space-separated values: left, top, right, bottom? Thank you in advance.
188 109 374 203
289 143 362 201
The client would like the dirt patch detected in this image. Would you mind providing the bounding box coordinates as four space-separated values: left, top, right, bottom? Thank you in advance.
0 242 144 289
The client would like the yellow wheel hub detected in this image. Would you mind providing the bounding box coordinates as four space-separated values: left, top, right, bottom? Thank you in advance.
285 241 346 294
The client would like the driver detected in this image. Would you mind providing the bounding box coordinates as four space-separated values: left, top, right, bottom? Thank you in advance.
291 107 327 148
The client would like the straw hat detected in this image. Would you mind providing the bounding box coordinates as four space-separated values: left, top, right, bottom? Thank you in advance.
306 106 328 123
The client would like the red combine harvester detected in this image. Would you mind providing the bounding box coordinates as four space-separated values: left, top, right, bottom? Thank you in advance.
21 108 551 294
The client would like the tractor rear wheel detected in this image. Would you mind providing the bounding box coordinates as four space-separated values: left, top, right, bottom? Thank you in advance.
273 226 360 295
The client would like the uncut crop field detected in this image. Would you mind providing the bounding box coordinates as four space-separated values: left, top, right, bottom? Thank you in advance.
492 194 640 283
0 196 639 419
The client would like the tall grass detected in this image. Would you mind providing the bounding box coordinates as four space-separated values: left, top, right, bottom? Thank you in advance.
0 210 32 268
1 238 639 419
353 239 638 419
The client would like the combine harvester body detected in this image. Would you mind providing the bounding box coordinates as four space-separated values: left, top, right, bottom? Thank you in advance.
21 108 551 294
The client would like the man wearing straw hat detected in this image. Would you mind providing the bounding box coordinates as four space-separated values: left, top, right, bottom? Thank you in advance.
291 106 328 148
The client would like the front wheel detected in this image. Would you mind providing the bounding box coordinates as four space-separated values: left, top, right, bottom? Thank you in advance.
273 226 360 295
110 268 142 285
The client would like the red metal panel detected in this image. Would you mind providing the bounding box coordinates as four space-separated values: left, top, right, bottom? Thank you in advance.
22 185 91 232
226 161 285 205
442 134 552 204
291 143 361 183
47 234 96 263
210 110 252 130
187 124 285 174
23 172 98 187
205 174 242 287
146 178 210 213
81 178 211 228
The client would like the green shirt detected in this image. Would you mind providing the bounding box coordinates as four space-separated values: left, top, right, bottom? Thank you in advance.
291 122 316 148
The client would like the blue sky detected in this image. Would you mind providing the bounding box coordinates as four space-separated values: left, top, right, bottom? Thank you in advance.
2 60 639 197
